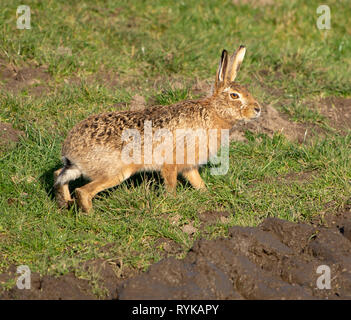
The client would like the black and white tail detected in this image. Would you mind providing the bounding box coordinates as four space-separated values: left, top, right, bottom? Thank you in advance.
54 157 82 186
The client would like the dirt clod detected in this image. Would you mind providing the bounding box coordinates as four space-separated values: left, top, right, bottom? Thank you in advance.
1 271 95 300
117 213 351 300
154 238 183 256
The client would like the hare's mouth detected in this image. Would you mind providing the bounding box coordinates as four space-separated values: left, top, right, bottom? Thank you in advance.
241 118 253 124
254 109 261 118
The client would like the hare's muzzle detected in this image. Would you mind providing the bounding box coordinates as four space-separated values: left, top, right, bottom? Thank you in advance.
253 102 261 118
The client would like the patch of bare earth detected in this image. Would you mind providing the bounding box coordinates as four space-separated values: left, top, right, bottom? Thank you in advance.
117 212 351 300
154 238 184 259
86 70 122 89
0 122 24 152
129 94 146 111
309 97 351 133
80 258 138 299
0 256 138 300
230 104 322 143
198 211 231 232
0 59 51 97
65 69 143 92
249 170 317 188
0 266 95 300
313 211 351 242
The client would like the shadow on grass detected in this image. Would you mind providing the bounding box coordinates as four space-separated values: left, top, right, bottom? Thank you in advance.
39 164 195 205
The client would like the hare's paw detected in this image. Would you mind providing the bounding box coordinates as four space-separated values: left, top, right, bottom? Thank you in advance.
76 188 93 213
182 168 207 191
55 191 69 208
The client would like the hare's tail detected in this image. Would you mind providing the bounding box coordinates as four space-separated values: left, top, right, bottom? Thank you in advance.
54 157 82 186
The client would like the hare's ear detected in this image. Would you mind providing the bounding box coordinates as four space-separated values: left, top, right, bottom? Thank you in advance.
227 45 246 82
215 49 229 89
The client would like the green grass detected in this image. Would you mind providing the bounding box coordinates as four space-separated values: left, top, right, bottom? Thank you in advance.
0 0 351 296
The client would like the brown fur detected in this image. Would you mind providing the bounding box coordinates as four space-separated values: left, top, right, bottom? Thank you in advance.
55 46 261 212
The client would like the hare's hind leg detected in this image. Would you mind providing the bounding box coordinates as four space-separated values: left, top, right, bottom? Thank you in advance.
75 166 136 213
182 168 207 190
54 168 73 208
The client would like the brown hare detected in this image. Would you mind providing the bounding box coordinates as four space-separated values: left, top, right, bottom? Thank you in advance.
54 45 261 212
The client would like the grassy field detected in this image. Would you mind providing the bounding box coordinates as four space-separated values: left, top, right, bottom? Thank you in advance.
0 0 351 294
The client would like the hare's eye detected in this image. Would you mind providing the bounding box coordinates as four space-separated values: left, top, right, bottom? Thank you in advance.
230 93 240 99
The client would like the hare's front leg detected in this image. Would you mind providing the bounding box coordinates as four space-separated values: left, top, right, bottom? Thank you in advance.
75 166 136 213
182 168 207 190
161 164 178 193
54 168 73 208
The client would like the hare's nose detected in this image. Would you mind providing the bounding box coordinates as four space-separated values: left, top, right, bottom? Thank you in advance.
253 103 261 114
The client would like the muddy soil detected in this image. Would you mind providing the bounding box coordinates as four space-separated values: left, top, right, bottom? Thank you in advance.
1 211 351 300
117 212 351 300
0 60 50 97
0 122 24 152
0 267 96 300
